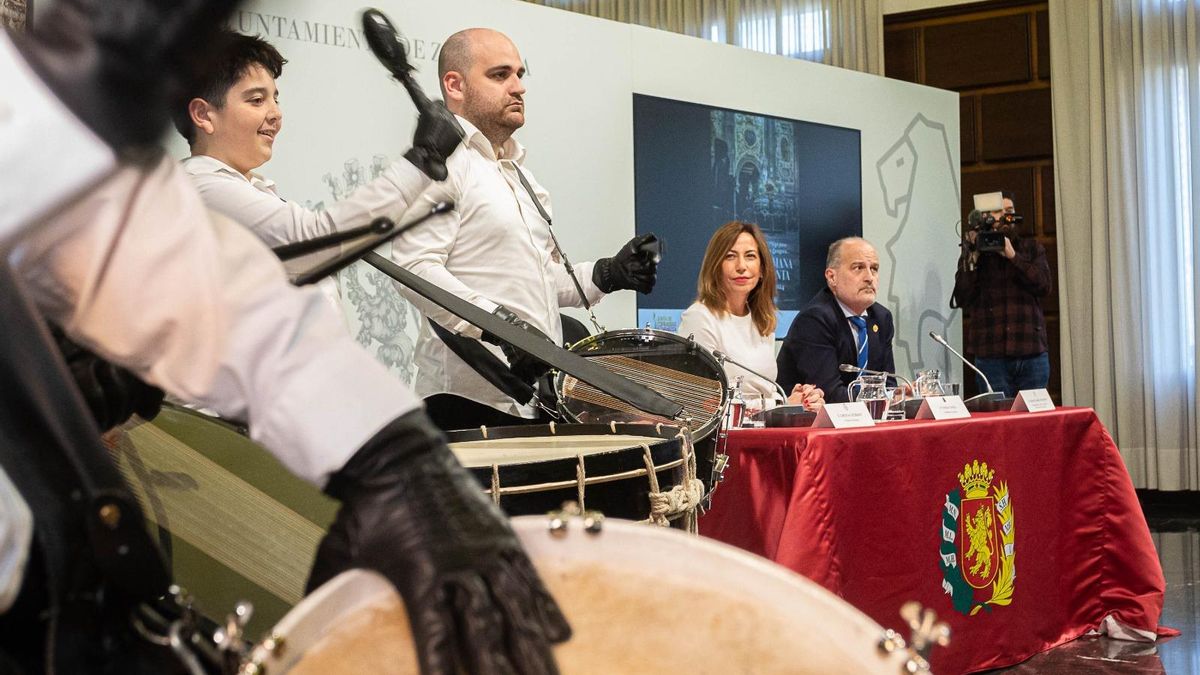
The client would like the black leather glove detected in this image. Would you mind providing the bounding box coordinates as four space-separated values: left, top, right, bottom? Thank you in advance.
481 305 555 385
52 326 164 431
592 233 661 294
403 99 464 181
308 410 570 674
13 0 240 152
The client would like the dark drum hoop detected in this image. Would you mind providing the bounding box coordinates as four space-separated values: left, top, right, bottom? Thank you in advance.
553 328 730 441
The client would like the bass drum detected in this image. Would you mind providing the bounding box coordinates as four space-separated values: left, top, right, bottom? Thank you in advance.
447 422 703 528
554 329 728 494
248 516 913 674
103 404 339 637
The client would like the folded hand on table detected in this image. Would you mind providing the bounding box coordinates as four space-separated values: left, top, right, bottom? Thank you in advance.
787 384 825 411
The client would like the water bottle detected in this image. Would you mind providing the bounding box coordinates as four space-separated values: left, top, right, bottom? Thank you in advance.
726 376 746 429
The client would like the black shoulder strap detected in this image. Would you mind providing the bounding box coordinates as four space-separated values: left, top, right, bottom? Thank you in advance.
0 265 169 611
428 319 536 407
509 162 603 332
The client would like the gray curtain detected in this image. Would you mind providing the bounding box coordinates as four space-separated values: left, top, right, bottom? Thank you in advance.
1050 0 1200 490
522 0 883 75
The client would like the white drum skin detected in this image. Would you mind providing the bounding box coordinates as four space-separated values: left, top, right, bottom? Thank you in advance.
449 434 665 468
257 517 911 674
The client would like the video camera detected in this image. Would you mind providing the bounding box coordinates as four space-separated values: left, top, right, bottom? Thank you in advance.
969 192 1024 253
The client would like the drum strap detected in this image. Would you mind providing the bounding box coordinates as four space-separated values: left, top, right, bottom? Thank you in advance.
510 163 605 334
0 265 170 669
428 319 538 408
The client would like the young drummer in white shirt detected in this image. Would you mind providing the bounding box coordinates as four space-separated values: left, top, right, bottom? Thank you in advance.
172 31 456 252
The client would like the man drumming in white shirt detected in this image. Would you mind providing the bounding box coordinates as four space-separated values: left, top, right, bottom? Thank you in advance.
391 28 661 430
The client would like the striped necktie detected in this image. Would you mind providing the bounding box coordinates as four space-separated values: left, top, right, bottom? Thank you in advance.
848 315 868 370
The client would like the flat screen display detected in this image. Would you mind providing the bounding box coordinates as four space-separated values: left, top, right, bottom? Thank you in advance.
633 94 862 339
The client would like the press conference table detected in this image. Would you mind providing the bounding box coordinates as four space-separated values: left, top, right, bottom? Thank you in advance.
698 407 1167 674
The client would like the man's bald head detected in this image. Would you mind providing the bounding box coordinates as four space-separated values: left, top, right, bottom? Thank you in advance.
438 28 515 97
437 28 480 98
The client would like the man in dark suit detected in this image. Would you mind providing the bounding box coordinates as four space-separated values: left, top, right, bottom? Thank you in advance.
777 237 896 403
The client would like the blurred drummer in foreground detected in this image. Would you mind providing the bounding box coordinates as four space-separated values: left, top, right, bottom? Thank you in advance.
678 221 824 410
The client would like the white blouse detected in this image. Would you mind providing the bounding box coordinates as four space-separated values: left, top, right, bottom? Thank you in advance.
677 302 780 402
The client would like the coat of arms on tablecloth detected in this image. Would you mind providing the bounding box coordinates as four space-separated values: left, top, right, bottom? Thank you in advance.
939 460 1016 616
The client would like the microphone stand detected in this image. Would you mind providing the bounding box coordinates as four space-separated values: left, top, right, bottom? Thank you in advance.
838 364 916 391
711 349 789 403
927 332 1009 411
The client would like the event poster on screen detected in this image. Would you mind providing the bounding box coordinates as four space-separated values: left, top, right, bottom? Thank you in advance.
632 94 862 339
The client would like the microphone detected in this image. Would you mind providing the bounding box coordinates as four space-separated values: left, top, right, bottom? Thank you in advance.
927 331 1007 407
711 349 789 403
838 363 915 391
291 200 453 285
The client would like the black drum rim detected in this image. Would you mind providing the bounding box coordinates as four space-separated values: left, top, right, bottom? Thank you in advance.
553 328 730 440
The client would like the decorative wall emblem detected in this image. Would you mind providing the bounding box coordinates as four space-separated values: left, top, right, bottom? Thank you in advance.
341 264 417 382
321 154 423 385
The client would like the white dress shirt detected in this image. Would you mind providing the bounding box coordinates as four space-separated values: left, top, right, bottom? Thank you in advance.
677 302 780 402
182 154 431 248
836 297 869 345
182 154 432 310
389 117 605 418
11 157 421 485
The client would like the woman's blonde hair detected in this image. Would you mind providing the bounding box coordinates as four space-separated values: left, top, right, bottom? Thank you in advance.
696 221 777 337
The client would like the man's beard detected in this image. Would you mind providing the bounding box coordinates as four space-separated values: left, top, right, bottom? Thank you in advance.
463 97 522 140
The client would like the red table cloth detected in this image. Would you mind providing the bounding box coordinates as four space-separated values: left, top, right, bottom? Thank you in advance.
699 408 1167 673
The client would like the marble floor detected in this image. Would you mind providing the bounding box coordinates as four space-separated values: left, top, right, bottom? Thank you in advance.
991 491 1199 674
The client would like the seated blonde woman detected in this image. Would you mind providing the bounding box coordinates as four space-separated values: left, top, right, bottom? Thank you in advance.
677 221 824 410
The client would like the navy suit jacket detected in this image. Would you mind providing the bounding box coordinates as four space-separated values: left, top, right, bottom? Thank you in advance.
776 287 896 403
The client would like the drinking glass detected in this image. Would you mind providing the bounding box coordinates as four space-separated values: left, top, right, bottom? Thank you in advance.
742 393 766 428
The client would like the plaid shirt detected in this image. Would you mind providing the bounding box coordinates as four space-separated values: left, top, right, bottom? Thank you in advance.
951 237 1052 357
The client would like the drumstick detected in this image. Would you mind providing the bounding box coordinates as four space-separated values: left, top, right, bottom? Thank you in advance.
634 234 664 264
361 8 438 113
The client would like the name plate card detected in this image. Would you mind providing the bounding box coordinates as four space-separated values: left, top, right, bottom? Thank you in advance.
915 396 971 420
1012 389 1055 412
813 402 877 428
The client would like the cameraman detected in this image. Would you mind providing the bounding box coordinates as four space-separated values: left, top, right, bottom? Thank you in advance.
951 192 1052 397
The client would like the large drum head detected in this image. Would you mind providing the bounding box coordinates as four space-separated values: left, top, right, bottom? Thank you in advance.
259 517 909 674
556 329 728 440
450 433 668 467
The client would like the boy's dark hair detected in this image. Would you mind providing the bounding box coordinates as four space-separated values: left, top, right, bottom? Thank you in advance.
172 31 287 146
